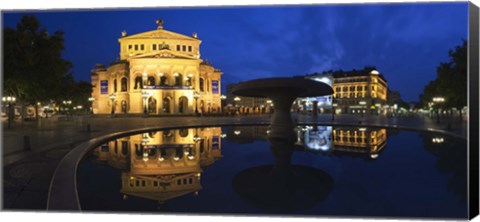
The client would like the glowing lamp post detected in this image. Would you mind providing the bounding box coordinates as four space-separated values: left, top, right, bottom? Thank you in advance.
193 91 200 115
88 97 95 114
332 103 338 121
2 96 16 129
234 96 241 115
432 97 445 123
220 94 227 114
109 93 116 117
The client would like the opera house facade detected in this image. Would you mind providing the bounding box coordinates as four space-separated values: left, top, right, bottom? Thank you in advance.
91 20 222 115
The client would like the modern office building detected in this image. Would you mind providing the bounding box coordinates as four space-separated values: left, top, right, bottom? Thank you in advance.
91 20 223 115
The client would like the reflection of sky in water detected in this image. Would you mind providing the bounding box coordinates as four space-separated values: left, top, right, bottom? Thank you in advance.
77 126 467 218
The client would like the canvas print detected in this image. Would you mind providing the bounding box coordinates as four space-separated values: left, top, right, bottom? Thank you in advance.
2 2 477 220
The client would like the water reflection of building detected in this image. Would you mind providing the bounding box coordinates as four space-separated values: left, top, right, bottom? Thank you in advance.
332 127 387 158
226 125 269 143
92 127 223 203
295 126 387 158
91 19 222 115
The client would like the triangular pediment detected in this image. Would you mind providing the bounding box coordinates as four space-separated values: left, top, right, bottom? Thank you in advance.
120 29 201 42
129 49 200 60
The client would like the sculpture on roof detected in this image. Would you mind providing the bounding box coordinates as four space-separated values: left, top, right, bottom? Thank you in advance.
156 19 164 29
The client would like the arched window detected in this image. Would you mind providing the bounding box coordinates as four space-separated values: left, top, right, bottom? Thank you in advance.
178 96 188 113
134 76 143 89
174 73 182 86
121 78 127 91
199 78 204 92
113 79 117 92
160 76 167 86
147 76 155 86
148 97 157 113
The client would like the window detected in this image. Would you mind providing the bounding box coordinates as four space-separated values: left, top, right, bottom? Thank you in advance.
189 178 193 184
153 181 158 187
182 45 186 51
141 44 144 50
153 44 157 50
147 76 155 86
134 45 138 50
199 78 205 92
364 86 368 91
128 45 132 50
134 76 143 89
142 180 146 187
336 87 341 92
177 45 180 51
188 46 192 52
113 79 117 92
121 77 127 91
350 86 355 91
357 86 362 91
343 86 348 91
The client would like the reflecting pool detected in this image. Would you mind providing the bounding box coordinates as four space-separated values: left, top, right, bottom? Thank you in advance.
77 125 467 218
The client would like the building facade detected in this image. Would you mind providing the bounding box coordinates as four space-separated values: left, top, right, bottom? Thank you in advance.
296 68 388 115
331 68 388 115
226 83 272 114
91 20 222 115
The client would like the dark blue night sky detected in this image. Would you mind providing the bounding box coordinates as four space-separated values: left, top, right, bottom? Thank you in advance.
3 2 468 102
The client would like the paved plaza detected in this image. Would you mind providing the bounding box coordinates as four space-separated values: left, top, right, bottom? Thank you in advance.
2 114 468 210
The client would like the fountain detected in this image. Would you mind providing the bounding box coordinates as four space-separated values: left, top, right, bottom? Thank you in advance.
232 77 333 139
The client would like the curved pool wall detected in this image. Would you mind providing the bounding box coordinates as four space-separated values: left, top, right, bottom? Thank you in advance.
47 122 467 216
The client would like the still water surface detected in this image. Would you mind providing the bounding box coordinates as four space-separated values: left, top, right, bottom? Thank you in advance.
77 125 467 218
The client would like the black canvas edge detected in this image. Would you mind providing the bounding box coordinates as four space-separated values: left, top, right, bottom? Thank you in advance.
469 1 480 220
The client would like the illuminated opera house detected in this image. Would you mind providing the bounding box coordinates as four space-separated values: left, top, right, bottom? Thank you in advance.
92 127 223 202
91 20 222 115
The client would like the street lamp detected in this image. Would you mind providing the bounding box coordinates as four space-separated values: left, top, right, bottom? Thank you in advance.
2 96 16 129
332 103 338 121
109 93 116 117
234 96 241 115
432 97 445 123
220 94 227 114
142 90 149 117
193 91 200 115
88 97 95 114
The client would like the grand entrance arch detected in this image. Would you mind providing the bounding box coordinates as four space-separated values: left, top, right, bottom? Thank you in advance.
178 96 188 114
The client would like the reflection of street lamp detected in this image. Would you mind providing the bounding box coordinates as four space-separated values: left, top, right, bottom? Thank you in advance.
432 97 445 123
142 90 149 116
109 93 116 117
193 91 200 115
88 97 95 114
2 96 16 129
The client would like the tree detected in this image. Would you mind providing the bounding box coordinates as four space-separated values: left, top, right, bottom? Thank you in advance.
419 40 467 117
3 15 81 119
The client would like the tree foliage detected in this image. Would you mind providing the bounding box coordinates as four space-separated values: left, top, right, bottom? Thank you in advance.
3 15 91 112
419 40 467 112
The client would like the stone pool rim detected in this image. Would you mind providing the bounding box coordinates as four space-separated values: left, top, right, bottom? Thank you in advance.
46 122 466 212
